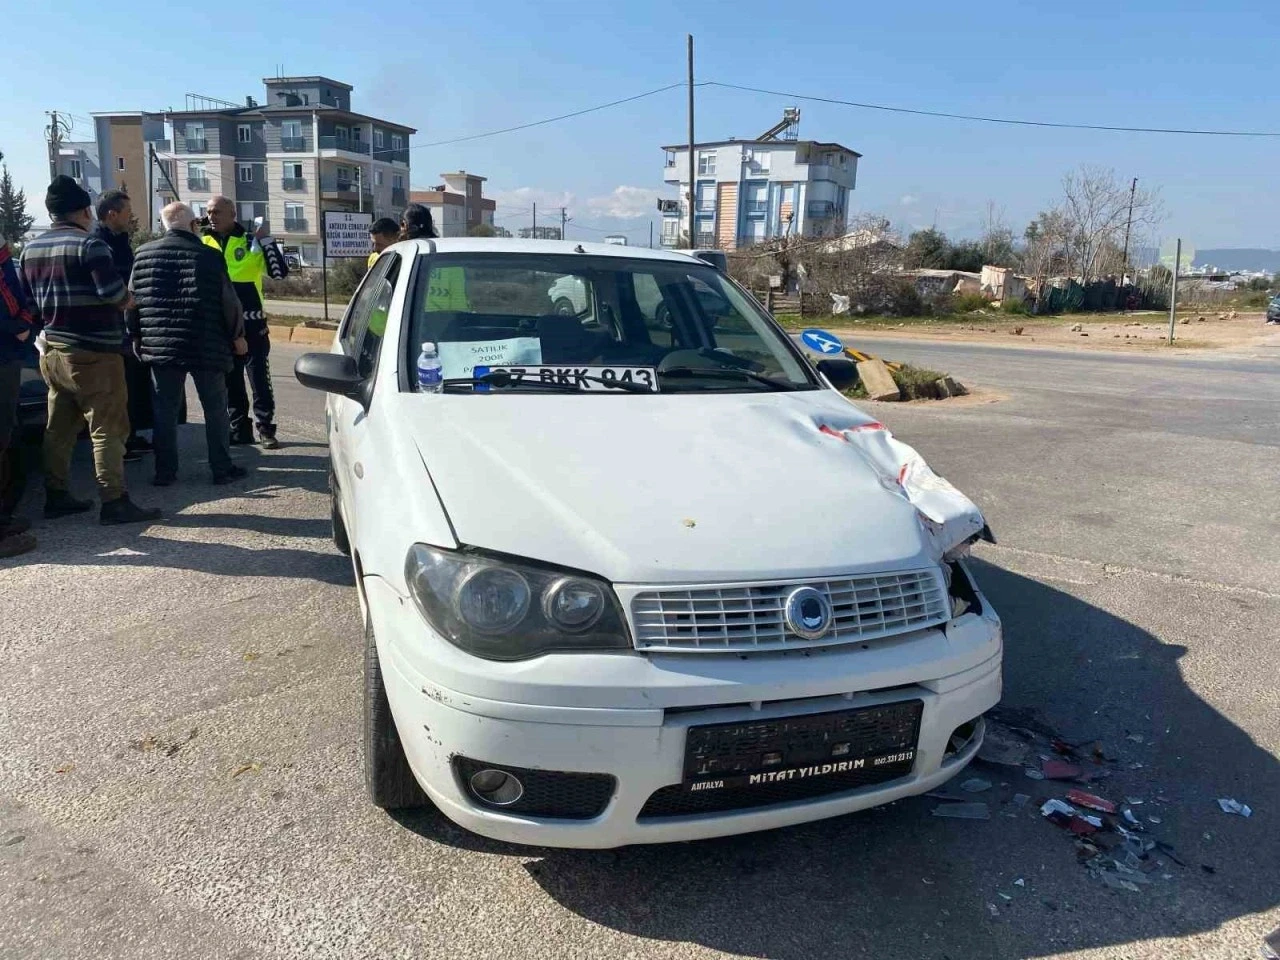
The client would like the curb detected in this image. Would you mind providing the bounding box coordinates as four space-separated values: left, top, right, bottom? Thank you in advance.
268 324 336 346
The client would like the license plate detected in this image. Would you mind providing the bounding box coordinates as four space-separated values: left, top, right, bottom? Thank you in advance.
478 365 659 392
681 700 923 793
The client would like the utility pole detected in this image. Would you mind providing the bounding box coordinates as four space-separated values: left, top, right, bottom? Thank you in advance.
649 221 654 248
46 110 65 181
532 201 537 238
1121 177 1137 281
149 143 180 201
686 34 696 249
1167 238 1181 345
560 206 568 240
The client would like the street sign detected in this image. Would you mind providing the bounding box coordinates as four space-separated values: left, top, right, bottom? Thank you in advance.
800 329 844 355
323 210 373 258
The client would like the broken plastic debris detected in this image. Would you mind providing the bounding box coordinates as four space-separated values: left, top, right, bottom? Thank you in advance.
1041 799 1076 818
1126 733 1145 743
1262 921 1280 960
1014 878 1025 887
977 723 1031 767
932 802 991 820
1148 816 1162 824
998 892 1013 901
1066 789 1117 814
1216 798 1252 817
1126 796 1144 805
1012 793 1031 808
1100 872 1141 893
1123 809 1144 828
1024 768 1046 781
960 777 992 793
987 903 1000 918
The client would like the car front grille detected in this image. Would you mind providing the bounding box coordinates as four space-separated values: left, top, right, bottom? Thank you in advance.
628 569 948 653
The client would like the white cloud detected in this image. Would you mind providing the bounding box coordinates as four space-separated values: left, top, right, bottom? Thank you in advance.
585 185 657 220
899 194 919 207
488 186 577 221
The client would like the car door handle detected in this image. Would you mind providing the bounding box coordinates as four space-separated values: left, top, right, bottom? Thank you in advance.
354 462 364 479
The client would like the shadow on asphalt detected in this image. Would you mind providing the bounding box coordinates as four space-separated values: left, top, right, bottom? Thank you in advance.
395 559 1278 958
0 432 351 587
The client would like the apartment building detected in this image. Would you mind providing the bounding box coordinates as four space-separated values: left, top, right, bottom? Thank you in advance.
660 110 860 249
166 76 415 264
51 114 173 229
408 171 496 237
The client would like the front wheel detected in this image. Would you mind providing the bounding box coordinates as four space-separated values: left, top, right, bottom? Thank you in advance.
364 620 429 809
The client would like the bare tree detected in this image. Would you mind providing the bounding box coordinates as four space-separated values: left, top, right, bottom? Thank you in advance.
1058 165 1162 281
979 201 1017 267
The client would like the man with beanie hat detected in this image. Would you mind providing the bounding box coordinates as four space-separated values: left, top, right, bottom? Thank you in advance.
18 175 161 525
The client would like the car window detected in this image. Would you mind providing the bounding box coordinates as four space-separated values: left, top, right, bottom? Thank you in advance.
357 255 400 379
341 254 396 357
407 253 815 391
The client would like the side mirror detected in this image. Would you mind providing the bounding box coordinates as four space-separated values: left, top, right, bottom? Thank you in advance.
815 357 858 391
294 352 365 403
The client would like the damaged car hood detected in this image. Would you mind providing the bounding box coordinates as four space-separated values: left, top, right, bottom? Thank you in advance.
407 390 985 584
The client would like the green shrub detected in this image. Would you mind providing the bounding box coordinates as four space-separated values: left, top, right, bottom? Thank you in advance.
950 292 991 314
1001 299 1031 315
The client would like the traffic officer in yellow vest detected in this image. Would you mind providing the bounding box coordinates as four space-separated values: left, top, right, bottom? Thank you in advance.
203 196 289 449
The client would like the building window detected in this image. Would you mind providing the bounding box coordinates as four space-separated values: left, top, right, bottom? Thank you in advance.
392 173 404 190
390 133 403 152
116 156 125 171
281 120 304 151
749 151 770 173
374 169 383 186
67 159 82 179
695 182 715 213
697 151 716 175
238 124 252 144
664 149 676 167
239 202 256 222
284 201 306 230
374 129 384 148
335 124 349 142
237 163 254 183
187 123 206 152
301 94 309 105
187 161 208 190
191 201 207 217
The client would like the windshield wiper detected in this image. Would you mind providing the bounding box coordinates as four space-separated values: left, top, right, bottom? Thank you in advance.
658 367 800 391
442 370 650 394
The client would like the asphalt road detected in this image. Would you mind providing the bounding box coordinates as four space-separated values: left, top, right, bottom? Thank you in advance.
2 337 1277 960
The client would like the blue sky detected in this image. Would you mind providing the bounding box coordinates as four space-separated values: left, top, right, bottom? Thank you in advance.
2 0 1278 248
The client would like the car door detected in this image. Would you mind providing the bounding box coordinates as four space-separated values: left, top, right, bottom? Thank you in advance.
331 253 400 537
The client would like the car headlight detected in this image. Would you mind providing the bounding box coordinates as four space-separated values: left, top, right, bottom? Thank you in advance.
404 544 631 660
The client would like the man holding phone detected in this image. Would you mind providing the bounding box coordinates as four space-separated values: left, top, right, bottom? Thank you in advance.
201 196 288 449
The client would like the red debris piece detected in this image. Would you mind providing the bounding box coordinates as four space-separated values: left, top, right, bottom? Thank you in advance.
1066 789 1117 814
1042 760 1083 781
1067 817 1099 836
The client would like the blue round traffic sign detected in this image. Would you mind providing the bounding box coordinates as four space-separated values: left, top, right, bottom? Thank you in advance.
800 329 845 355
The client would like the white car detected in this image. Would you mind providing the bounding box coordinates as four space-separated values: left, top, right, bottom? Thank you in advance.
295 238 1001 849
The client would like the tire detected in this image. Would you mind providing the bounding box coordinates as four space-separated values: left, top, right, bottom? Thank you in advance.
552 297 578 317
330 472 351 556
364 619 429 809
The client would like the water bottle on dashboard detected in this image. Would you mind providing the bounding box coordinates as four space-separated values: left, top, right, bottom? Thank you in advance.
417 342 443 393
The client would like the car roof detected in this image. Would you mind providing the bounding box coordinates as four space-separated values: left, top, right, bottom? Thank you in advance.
386 237 714 263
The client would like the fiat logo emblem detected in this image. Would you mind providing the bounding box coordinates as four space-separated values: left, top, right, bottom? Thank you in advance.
784 586 833 640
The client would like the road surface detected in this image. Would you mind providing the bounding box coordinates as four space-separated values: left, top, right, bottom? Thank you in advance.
2 338 1277 959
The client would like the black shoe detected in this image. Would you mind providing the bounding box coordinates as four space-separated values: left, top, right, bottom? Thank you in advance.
123 448 144 463
152 474 177 487
0 532 37 558
44 490 94 519
230 431 256 446
212 465 247 485
126 435 154 454
259 434 280 450
100 495 163 526
0 516 31 538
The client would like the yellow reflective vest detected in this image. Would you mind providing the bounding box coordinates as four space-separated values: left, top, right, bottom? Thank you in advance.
203 231 269 301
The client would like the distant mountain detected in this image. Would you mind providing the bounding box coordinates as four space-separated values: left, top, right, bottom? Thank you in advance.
1192 249 1280 272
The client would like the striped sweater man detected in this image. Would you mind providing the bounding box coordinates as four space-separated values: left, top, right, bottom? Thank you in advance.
19 221 128 352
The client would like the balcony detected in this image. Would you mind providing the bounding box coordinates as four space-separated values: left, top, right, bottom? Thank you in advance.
281 136 307 152
281 177 306 191
391 187 406 207
185 138 208 153
283 217 308 232
318 135 370 155
746 199 768 214
320 175 373 203
187 176 210 191
807 201 836 218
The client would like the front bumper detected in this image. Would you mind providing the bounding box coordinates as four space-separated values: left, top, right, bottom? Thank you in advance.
365 563 1002 849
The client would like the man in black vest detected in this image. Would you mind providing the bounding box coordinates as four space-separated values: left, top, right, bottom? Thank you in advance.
128 202 248 486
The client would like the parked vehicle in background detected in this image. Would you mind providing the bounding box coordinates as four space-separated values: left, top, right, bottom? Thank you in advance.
294 237 1001 849
1266 294 1280 324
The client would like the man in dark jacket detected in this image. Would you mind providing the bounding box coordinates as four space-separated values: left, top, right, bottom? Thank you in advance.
19 176 161 526
129 202 248 486
0 232 38 557
93 189 154 462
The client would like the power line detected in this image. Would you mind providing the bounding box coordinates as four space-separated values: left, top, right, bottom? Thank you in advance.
705 81 1280 138
413 82 690 149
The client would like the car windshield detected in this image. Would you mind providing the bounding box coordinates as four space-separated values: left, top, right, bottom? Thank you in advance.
407 253 817 393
